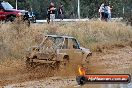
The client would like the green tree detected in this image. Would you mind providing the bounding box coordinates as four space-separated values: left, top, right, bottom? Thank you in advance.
1 0 131 20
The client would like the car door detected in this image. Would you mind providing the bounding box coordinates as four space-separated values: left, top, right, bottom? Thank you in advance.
57 37 70 55
57 37 83 65
68 38 83 64
0 4 5 20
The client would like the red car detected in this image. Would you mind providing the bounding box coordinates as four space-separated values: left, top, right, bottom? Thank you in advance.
0 1 28 22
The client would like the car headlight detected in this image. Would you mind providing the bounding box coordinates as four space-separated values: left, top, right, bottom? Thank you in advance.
18 12 22 16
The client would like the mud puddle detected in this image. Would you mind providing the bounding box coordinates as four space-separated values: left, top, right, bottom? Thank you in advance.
1 46 132 88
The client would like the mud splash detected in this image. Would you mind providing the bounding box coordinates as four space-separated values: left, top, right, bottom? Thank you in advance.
0 46 132 88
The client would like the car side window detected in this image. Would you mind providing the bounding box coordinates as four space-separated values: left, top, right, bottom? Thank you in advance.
62 38 68 49
69 38 80 49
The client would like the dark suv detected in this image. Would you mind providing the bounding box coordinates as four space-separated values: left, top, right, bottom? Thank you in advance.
0 1 29 22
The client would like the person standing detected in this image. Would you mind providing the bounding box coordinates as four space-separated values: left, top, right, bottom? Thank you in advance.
107 4 112 21
99 3 105 21
46 8 50 24
104 4 109 21
49 2 56 23
58 2 64 21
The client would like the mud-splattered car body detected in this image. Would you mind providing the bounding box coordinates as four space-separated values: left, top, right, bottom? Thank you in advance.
26 35 92 68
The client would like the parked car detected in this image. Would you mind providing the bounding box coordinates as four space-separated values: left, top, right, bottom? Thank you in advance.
25 35 92 69
0 1 29 22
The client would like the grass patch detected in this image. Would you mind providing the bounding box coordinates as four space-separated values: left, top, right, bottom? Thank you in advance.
0 21 132 60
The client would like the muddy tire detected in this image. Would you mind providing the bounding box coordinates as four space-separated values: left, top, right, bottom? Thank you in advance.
26 59 36 69
59 56 69 69
51 61 60 70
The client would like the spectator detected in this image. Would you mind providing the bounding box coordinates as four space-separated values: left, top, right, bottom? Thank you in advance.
107 4 112 21
99 3 105 21
46 8 50 24
58 2 64 21
49 2 56 23
104 4 109 21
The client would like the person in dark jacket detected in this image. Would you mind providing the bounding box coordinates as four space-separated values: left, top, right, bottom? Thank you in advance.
58 2 64 20
104 4 109 21
46 8 50 24
49 2 56 22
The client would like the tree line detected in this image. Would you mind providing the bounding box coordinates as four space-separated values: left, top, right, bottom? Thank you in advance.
1 0 132 20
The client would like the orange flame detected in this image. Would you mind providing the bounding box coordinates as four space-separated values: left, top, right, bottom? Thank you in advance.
78 65 86 76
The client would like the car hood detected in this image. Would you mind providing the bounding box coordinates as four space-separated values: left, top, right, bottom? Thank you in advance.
80 47 91 54
17 9 28 13
6 9 28 13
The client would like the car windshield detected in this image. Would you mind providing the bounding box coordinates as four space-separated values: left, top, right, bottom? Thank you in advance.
1 2 13 10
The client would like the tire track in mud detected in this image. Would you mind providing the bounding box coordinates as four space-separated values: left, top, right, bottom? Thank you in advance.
1 46 132 88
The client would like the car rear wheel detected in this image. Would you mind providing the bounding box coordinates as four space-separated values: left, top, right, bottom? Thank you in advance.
26 58 36 69
59 56 69 69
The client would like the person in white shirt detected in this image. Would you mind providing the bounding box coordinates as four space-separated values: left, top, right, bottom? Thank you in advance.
99 3 105 20
107 5 112 21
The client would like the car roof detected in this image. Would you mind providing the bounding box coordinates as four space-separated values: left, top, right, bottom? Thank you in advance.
45 35 75 39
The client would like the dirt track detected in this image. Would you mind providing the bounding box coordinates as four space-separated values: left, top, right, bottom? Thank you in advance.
1 46 132 88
